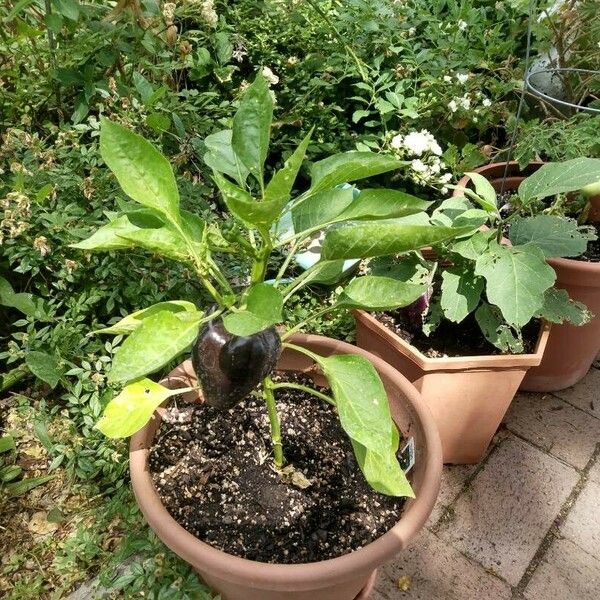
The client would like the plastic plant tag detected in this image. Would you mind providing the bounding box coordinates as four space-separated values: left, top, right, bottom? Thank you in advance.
399 437 416 474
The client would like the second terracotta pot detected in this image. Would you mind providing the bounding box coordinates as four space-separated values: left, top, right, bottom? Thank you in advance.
354 311 550 464
130 334 442 600
456 161 600 391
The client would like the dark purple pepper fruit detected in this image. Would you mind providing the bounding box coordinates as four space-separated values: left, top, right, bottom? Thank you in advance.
192 319 281 409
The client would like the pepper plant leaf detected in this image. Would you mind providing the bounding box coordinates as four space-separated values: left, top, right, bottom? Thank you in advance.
203 129 249 187
474 243 555 327
314 353 413 497
265 130 312 204
337 188 431 221
100 119 181 226
508 215 594 258
336 276 425 311
95 301 200 335
223 283 283 336
309 152 406 194
291 187 355 234
232 74 273 187
109 311 206 384
463 172 498 213
518 158 600 203
321 222 474 260
97 378 184 438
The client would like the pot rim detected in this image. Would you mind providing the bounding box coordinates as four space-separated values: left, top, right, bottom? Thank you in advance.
453 160 545 195
354 310 551 370
129 333 442 590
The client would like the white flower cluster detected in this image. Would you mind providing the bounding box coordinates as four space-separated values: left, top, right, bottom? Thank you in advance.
261 66 279 86
389 130 452 192
200 0 218 28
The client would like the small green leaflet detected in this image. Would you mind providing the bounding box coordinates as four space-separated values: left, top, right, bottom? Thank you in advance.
223 284 283 336
336 276 425 311
25 352 62 389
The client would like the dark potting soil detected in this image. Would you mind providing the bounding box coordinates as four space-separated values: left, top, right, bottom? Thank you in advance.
575 222 600 262
148 373 406 564
374 311 539 358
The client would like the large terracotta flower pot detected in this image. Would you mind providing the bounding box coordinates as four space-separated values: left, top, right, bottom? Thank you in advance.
455 161 600 391
354 311 550 464
130 333 442 600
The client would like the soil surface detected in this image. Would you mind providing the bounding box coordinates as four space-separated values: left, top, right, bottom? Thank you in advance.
575 221 600 262
149 373 406 564
374 311 539 358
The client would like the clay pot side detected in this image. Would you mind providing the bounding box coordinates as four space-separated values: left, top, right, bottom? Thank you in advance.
354 310 550 464
455 161 600 392
130 333 442 600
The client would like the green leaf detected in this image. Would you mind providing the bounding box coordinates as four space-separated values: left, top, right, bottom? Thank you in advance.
451 230 493 260
321 222 474 260
203 129 249 187
108 312 204 384
6 475 53 498
71 210 191 261
265 130 312 205
95 301 199 335
97 379 184 438
214 172 286 229
25 352 61 389
306 259 352 285
475 303 523 354
1 465 22 483
538 288 592 326
336 276 425 311
475 243 555 327
310 152 406 194
440 266 484 323
508 215 593 258
223 284 283 336
0 276 37 317
100 119 181 225
0 436 15 454
351 434 414 497
464 172 498 213
318 354 393 456
337 188 431 221
145 112 171 132
232 74 273 185
292 187 355 234
316 353 414 497
518 158 600 203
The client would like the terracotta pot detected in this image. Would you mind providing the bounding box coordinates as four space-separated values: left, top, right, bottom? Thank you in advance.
130 333 442 600
354 311 551 464
456 161 600 391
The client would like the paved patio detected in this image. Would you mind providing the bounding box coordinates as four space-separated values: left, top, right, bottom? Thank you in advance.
372 359 600 600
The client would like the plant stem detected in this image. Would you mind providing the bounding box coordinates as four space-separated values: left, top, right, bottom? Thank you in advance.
0 364 30 394
274 238 301 285
262 376 284 468
281 341 321 363
271 382 335 406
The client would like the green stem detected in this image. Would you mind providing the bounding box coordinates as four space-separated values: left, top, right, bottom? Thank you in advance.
262 376 284 468
271 382 335 406
281 341 321 363
274 238 301 285
0 364 31 394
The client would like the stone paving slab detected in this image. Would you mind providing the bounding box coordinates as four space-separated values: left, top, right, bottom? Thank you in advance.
588 458 600 484
503 392 600 469
427 464 477 527
523 538 600 600
437 435 578 586
553 368 600 419
371 529 511 600
560 479 600 559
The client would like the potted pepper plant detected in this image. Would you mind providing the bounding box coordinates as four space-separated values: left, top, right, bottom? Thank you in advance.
71 75 472 600
454 159 600 391
355 166 592 464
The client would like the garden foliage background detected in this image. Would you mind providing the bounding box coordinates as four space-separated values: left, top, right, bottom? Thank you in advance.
0 1 599 597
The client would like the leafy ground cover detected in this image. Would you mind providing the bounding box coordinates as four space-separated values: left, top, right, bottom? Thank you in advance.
1 1 599 598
